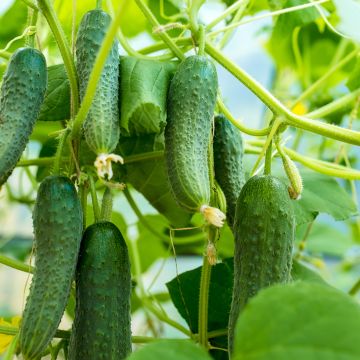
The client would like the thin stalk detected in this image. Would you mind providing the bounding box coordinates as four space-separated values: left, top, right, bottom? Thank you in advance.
79 184 88 230
124 151 164 164
53 129 70 175
349 278 360 296
0 254 34 274
3 333 19 360
208 0 329 37
217 98 270 136
25 8 38 48
138 37 192 55
198 235 212 349
96 0 102 9
0 51 11 60
264 140 272 175
134 0 185 59
21 0 38 10
100 187 113 221
89 176 100 222
37 0 79 113
205 42 360 146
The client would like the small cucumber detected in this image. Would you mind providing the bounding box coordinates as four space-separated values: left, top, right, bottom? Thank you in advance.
228 175 295 353
19 176 83 360
165 56 221 225
213 114 245 228
75 9 119 155
0 47 47 186
68 221 132 360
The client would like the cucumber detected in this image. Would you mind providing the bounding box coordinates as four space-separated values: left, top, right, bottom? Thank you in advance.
19 176 83 360
165 56 222 225
228 175 295 353
75 9 119 156
213 114 245 228
68 221 131 360
0 47 47 186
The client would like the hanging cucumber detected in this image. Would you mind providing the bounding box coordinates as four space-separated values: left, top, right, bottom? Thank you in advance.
165 55 225 227
0 47 47 186
75 9 122 179
228 175 295 354
68 221 131 360
19 176 83 360
213 114 245 228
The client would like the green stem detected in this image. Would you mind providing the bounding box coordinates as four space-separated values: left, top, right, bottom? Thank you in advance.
21 0 38 10
79 183 88 230
205 42 360 145
206 328 227 339
37 0 79 114
17 157 58 167
0 254 34 273
0 51 11 60
198 228 214 349
125 151 164 164
349 278 360 296
134 0 185 59
71 2 124 140
89 176 100 222
96 0 102 9
123 188 170 242
264 140 272 175
3 333 19 360
100 187 113 221
217 98 270 136
53 129 70 175
0 325 173 343
25 8 38 48
138 37 192 55
188 0 205 33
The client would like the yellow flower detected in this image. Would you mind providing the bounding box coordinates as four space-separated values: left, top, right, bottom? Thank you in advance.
200 205 226 228
292 102 308 116
0 316 21 354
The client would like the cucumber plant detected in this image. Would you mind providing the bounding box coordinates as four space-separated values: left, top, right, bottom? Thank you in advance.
0 1 359 360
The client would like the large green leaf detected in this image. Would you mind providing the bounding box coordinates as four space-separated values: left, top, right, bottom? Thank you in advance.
38 64 71 122
115 134 192 228
233 282 360 360
120 57 177 136
290 171 358 225
127 340 212 360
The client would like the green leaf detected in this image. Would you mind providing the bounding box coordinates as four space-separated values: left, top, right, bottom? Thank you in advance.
118 0 148 38
267 0 319 67
296 222 354 256
38 64 70 122
127 340 212 360
0 235 32 262
233 282 360 360
277 171 358 225
347 57 360 91
115 134 192 228
291 260 327 284
120 57 177 136
36 138 58 182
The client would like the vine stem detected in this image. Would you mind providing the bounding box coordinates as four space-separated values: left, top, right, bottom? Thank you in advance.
100 187 113 222
21 0 38 10
134 0 185 60
53 129 70 175
205 42 360 146
198 231 213 349
0 325 173 343
37 0 79 114
25 8 38 48
0 254 34 273
264 140 272 175
3 333 19 360
71 1 125 140
89 176 100 222
349 278 360 296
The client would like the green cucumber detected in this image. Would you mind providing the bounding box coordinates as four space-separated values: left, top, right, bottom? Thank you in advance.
165 55 218 213
213 114 245 228
19 176 83 360
68 221 131 360
0 47 47 186
228 175 295 353
75 9 119 155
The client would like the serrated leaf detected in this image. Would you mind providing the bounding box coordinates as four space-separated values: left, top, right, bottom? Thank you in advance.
38 64 70 122
233 282 360 360
127 340 212 360
120 57 177 136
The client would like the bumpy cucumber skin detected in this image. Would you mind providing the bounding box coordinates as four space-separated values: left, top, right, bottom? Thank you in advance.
228 175 295 353
165 55 218 212
0 47 47 186
19 176 83 360
213 114 245 228
75 10 119 155
68 221 131 360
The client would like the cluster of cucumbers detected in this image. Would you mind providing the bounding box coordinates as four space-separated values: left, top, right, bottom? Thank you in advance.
0 6 295 359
